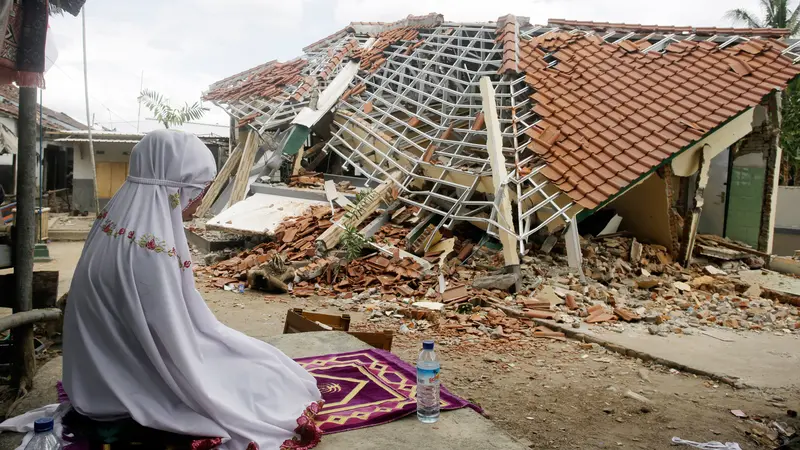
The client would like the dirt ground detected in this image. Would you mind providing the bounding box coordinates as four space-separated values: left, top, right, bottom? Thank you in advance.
202 287 800 450
20 243 800 449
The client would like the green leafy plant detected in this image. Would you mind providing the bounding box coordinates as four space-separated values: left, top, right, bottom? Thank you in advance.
726 1 800 185
343 189 378 223
340 225 372 261
138 89 209 129
781 79 800 185
726 0 800 35
354 188 373 204
457 303 474 314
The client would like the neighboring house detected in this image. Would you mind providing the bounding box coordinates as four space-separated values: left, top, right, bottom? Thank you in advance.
0 84 86 195
44 130 228 211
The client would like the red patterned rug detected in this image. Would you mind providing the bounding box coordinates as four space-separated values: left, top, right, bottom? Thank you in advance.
296 348 479 434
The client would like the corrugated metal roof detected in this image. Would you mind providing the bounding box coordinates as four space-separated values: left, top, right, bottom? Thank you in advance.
53 138 141 144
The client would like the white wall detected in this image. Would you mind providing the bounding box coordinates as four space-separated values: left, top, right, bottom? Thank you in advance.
72 142 91 179
73 141 134 180
776 186 800 229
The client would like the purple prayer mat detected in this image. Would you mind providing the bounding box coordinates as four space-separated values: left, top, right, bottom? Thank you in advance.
294 348 480 434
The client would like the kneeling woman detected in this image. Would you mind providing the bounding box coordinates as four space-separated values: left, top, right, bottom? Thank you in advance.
62 130 322 449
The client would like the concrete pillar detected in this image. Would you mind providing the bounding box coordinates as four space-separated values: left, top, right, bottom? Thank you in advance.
12 87 37 391
758 90 782 254
679 145 714 266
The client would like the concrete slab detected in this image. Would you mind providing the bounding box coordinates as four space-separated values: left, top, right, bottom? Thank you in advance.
48 215 93 242
736 269 800 296
206 192 327 235
266 332 526 450
542 320 800 389
0 332 525 450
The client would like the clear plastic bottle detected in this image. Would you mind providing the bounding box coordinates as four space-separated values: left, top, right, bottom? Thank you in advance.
416 340 440 423
24 418 61 450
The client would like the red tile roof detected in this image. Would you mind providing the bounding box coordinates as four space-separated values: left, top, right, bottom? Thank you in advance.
352 27 421 73
496 15 519 75
520 32 800 209
0 85 85 130
207 13 444 108
547 19 791 38
203 59 308 103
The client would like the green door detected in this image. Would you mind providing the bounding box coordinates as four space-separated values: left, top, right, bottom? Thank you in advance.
725 165 765 247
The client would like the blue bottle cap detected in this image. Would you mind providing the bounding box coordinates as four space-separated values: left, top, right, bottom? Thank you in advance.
422 340 434 350
33 417 54 433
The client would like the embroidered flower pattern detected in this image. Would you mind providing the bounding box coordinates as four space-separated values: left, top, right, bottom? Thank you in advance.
182 182 212 214
94 212 191 271
280 401 324 450
101 220 117 237
169 192 181 210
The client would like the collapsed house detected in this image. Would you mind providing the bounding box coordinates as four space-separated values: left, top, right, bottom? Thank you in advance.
200 14 800 270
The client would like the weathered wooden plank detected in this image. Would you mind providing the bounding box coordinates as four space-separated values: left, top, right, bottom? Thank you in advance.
228 131 259 207
194 141 244 218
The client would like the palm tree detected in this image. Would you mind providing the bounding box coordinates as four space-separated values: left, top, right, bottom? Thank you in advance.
138 89 209 129
727 1 800 186
726 0 800 35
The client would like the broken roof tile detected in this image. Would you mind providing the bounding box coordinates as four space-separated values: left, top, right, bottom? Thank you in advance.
207 14 800 218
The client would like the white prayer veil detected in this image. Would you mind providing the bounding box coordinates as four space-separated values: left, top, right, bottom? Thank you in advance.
62 129 322 450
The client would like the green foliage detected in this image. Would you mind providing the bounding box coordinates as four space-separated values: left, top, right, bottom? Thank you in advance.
726 0 800 35
138 89 209 129
354 188 373 204
343 189 378 222
726 1 800 185
340 225 372 261
339 188 378 261
781 80 800 185
456 303 474 314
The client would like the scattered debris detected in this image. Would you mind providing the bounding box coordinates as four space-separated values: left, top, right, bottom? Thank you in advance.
624 390 654 405
731 409 748 419
193 204 800 343
670 437 742 450
472 273 518 292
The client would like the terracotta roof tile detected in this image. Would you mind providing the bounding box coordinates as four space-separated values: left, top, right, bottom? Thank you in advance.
496 15 520 75
520 31 800 209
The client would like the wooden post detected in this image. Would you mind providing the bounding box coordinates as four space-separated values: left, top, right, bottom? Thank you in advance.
758 90 782 254
13 87 38 391
194 141 244 218
316 172 401 254
479 77 520 285
81 8 99 214
679 144 713 266
227 131 258 207
291 146 305 176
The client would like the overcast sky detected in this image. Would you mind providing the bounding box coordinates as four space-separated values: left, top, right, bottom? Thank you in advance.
43 0 769 136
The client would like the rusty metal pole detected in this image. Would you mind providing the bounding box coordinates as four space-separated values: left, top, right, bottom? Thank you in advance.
12 86 38 391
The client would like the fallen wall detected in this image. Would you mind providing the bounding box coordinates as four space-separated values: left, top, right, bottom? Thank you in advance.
606 172 673 248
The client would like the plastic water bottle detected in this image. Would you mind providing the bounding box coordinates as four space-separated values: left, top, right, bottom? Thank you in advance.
416 340 440 423
25 418 61 450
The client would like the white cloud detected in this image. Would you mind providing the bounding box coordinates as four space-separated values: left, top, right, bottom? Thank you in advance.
40 0 769 136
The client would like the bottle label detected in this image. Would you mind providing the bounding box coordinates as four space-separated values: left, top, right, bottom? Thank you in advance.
417 367 440 386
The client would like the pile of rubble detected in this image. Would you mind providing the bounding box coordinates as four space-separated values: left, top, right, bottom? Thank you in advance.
194 204 800 342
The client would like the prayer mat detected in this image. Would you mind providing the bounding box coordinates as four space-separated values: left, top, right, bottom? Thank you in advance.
295 348 479 434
